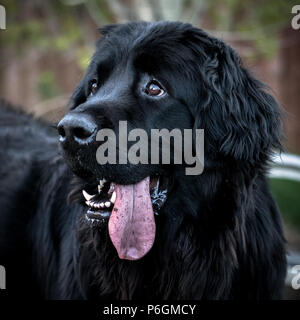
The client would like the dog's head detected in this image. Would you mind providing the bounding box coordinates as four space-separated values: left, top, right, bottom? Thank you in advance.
57 21 282 260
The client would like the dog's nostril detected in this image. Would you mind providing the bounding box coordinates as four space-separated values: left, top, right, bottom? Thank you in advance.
73 127 93 140
57 125 66 138
57 113 97 145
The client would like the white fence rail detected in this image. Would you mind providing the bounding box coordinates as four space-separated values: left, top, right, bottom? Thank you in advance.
269 152 300 289
269 153 300 182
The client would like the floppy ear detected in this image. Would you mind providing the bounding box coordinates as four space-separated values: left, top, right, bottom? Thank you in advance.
194 37 282 164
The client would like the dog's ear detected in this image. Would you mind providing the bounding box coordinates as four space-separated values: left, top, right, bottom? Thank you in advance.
192 34 282 163
218 46 282 162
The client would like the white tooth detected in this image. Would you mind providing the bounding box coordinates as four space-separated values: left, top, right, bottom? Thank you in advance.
96 203 101 208
90 201 95 207
100 202 105 208
82 190 96 201
85 200 91 207
88 201 97 209
99 178 107 187
93 202 99 209
105 201 111 208
110 191 116 204
98 178 107 193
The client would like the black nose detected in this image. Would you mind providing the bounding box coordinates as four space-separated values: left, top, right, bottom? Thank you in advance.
57 113 97 145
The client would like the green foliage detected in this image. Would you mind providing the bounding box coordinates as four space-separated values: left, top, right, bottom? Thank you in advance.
206 0 299 59
0 0 93 67
1 0 298 78
37 71 60 100
76 46 94 70
269 178 300 232
208 0 298 31
2 20 45 49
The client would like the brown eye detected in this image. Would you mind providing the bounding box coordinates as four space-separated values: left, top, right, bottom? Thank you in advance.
145 81 165 96
90 79 98 96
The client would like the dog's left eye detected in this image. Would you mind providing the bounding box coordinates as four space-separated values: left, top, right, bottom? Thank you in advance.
145 81 165 97
89 79 99 96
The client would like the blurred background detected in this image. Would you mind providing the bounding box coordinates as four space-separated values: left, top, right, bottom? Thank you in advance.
0 0 299 298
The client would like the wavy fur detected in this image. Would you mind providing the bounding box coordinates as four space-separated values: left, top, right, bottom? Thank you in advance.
0 22 286 300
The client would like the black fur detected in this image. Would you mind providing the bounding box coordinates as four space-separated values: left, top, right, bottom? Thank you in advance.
0 21 286 300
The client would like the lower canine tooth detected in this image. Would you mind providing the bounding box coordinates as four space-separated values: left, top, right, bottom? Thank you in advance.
105 201 111 208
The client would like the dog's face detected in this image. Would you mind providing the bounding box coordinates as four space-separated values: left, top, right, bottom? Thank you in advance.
58 22 281 261
59 22 200 183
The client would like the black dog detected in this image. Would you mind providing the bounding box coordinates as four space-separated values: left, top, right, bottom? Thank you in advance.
0 21 286 299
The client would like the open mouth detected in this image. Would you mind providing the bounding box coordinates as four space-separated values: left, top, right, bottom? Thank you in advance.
81 175 168 260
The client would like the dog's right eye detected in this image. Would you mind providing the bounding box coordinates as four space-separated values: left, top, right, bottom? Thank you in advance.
145 80 165 97
89 79 99 96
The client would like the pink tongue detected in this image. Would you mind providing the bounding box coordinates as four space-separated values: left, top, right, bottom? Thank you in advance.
108 176 156 260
